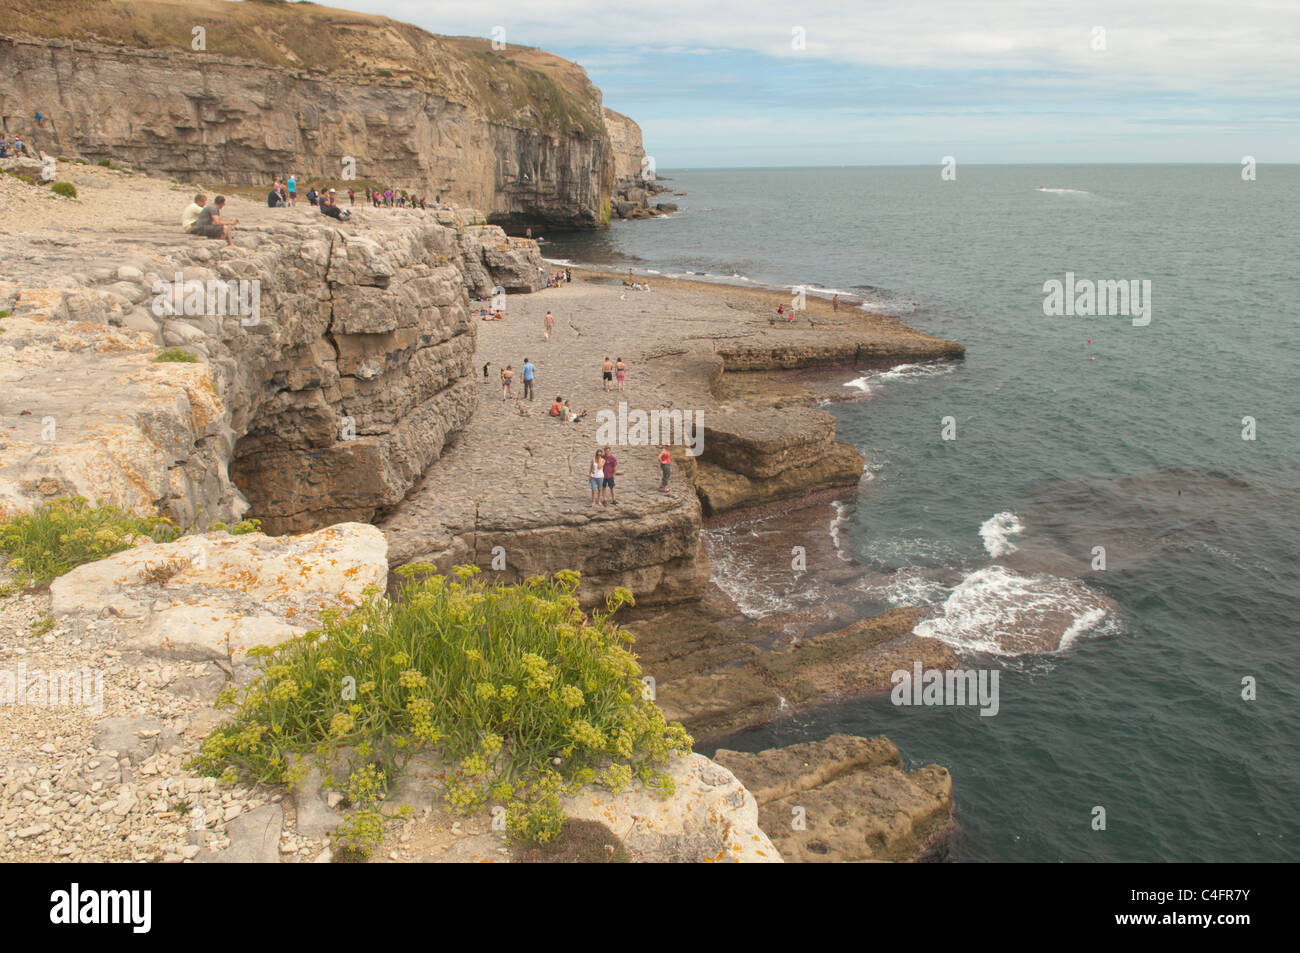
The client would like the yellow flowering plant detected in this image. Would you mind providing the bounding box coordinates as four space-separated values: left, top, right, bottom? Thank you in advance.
191 567 692 849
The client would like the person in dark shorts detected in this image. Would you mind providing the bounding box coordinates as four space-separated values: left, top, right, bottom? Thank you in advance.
601 447 618 505
658 445 671 491
602 357 613 391
193 196 238 245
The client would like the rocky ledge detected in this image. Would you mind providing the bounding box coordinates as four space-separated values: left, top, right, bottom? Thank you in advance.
713 734 953 863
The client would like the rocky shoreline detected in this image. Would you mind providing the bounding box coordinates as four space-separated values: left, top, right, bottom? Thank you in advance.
1 157 964 861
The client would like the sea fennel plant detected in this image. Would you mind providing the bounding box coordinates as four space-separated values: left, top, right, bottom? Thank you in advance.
192 566 692 850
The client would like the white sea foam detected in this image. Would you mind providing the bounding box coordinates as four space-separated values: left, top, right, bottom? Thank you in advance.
844 361 956 394
1058 607 1109 651
979 511 1024 557
913 565 1113 656
829 501 854 562
869 568 950 607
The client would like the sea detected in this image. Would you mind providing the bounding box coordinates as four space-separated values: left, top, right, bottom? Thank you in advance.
542 165 1300 862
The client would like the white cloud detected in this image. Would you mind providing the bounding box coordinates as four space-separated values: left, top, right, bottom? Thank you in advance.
333 0 1300 93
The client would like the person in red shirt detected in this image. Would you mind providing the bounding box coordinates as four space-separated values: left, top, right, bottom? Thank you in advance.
658 446 671 491
601 447 618 505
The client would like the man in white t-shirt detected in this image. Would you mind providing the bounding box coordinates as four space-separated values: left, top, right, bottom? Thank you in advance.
181 193 207 233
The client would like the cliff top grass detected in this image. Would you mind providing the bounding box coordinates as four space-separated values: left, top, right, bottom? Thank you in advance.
1 0 606 137
0 495 264 587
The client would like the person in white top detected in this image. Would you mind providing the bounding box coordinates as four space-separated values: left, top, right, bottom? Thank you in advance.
182 193 207 233
589 450 605 507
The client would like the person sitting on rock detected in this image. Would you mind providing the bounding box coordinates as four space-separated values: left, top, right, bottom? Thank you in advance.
192 195 238 246
267 182 285 207
320 189 349 221
550 396 563 417
182 193 208 233
562 400 586 423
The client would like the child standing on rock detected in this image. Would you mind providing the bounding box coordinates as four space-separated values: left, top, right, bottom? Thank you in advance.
658 445 672 491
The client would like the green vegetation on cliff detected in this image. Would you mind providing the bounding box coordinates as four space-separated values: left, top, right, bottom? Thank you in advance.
0 496 264 586
0 497 177 585
192 566 692 851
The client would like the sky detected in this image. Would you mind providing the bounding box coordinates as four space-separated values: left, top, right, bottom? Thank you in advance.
275 0 1300 167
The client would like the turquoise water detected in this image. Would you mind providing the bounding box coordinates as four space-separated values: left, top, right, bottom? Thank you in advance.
544 166 1300 862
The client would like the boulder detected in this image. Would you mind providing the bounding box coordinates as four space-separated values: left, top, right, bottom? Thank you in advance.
560 752 780 862
49 523 388 661
713 734 953 862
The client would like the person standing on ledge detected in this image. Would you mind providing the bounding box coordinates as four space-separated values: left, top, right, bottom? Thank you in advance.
589 450 606 507
521 357 536 401
601 447 618 506
658 445 672 492
287 174 297 206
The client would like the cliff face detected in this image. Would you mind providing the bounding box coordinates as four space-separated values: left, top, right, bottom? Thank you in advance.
0 162 548 533
602 107 672 220
603 108 647 184
0 0 621 229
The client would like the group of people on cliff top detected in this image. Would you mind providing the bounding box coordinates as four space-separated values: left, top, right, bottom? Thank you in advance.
587 445 674 506
262 175 442 212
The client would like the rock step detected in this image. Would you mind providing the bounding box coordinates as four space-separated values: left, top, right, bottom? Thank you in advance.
713 734 954 863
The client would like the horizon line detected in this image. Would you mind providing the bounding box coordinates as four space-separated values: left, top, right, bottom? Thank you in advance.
655 161 1300 172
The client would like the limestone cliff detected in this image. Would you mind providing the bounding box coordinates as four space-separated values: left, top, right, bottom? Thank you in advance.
604 108 647 184
0 163 547 534
602 107 672 220
0 0 619 229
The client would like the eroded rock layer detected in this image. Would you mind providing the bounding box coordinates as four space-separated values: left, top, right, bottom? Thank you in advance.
0 179 548 533
0 0 629 229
